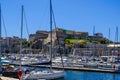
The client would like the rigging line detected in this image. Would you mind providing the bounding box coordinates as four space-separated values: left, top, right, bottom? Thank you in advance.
1 13 7 37
52 6 65 69
23 7 29 38
39 1 49 29
23 6 33 55
1 13 9 52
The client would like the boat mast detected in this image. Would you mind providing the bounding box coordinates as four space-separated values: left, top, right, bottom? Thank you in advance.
0 4 1 67
108 28 110 60
92 26 95 56
49 0 52 69
116 26 118 45
93 26 95 36
20 5 24 69
108 28 110 43
115 27 118 59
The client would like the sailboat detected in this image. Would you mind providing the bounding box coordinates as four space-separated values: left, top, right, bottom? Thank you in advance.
19 5 51 66
1 5 32 79
22 0 65 79
1 4 21 78
0 4 17 77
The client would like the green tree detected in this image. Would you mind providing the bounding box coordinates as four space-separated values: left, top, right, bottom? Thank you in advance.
22 41 30 48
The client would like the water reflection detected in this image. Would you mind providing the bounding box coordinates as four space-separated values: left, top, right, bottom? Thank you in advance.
64 71 120 80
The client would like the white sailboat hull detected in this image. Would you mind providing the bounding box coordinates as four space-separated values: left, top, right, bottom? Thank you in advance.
23 70 64 80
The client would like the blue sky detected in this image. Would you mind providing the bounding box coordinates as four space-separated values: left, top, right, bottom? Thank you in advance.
0 0 120 41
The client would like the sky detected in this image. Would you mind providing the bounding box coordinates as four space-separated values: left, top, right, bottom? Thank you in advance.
0 0 120 41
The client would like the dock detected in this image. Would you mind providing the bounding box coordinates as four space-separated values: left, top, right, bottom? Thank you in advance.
0 76 19 80
10 63 120 74
32 65 119 73
0 76 46 80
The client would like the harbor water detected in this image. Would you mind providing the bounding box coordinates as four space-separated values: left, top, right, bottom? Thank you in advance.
63 70 120 80
36 68 120 80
